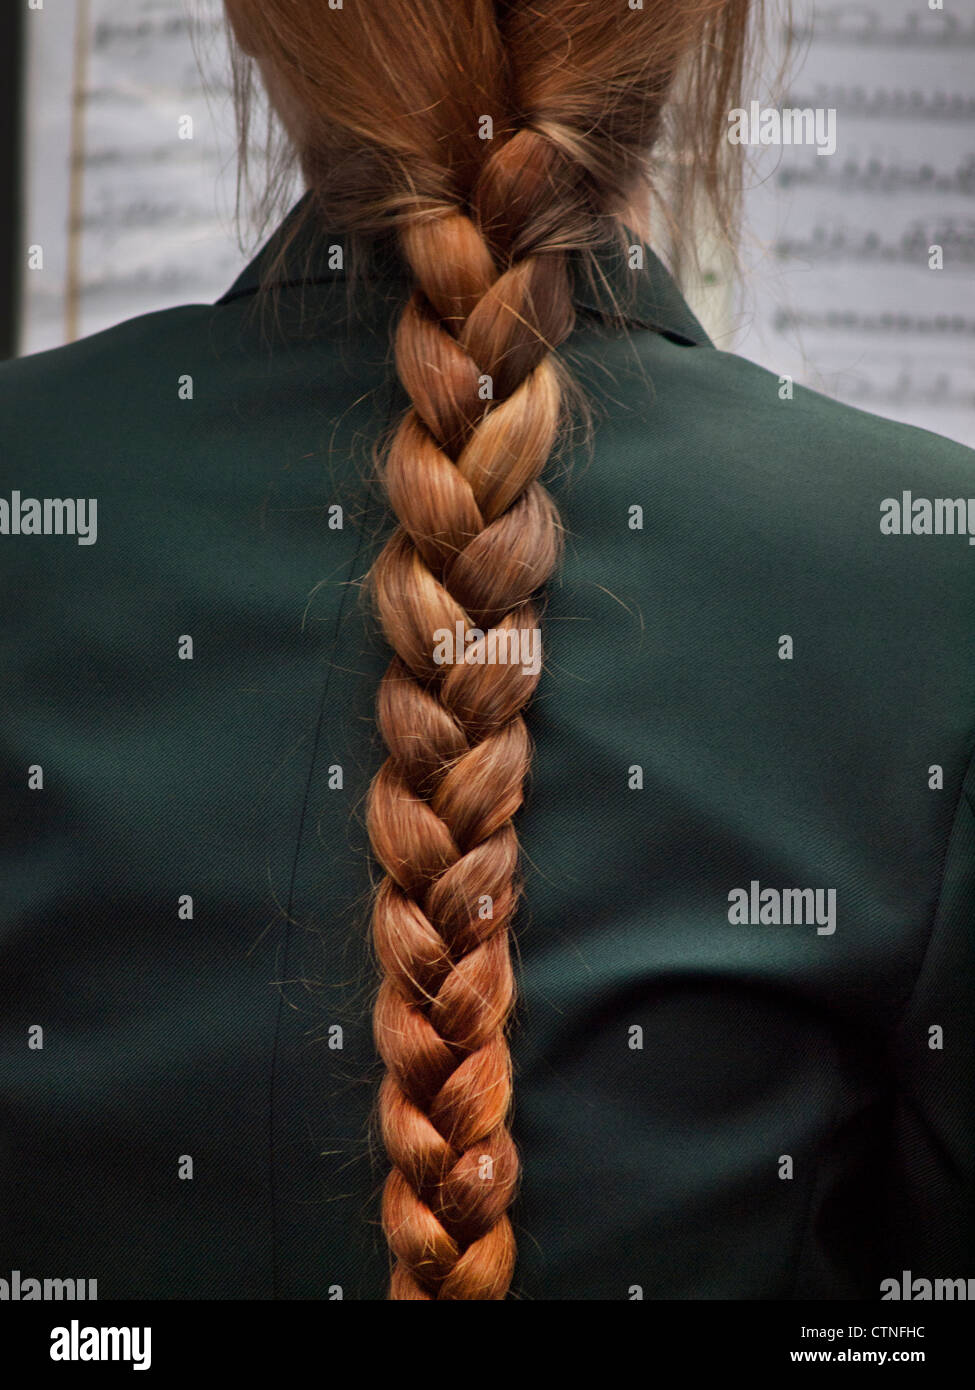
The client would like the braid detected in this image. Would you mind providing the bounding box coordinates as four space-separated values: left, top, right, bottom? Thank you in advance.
367 138 580 1299
227 0 753 1302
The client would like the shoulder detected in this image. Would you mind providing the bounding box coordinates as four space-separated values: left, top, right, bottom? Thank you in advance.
585 323 975 489
569 325 975 674
701 350 975 593
1 304 220 391
708 345 975 487
0 305 221 465
0 285 371 499
1 284 387 465
582 324 975 535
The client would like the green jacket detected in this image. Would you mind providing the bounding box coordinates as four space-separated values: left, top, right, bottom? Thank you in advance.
2 195 973 1299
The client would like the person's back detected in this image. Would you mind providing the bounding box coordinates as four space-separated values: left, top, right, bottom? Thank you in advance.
1 0 973 1301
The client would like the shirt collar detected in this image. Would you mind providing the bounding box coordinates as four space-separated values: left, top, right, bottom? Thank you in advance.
217 190 712 348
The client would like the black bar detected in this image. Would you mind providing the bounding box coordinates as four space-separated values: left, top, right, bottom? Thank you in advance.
1 1298 973 1374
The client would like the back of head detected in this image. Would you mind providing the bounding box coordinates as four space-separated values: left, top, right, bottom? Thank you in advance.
224 0 754 1300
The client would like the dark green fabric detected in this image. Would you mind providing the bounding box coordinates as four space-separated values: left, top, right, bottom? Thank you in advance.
1 199 973 1300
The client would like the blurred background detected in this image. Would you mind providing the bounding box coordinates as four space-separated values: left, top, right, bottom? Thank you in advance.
2 0 974 445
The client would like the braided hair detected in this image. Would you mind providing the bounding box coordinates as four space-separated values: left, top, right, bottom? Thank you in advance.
226 0 753 1299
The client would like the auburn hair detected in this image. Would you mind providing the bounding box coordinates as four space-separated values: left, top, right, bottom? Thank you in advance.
225 0 755 1300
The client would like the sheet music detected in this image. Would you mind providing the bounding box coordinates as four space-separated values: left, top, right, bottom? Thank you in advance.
730 0 975 447
20 0 265 355
17 0 975 451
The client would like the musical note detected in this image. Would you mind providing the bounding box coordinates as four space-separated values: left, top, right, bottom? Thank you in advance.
786 86 975 121
773 308 975 337
774 221 975 266
777 154 975 198
787 8 975 49
827 369 975 410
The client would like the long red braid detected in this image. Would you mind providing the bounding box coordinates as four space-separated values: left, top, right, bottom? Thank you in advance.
226 0 754 1299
